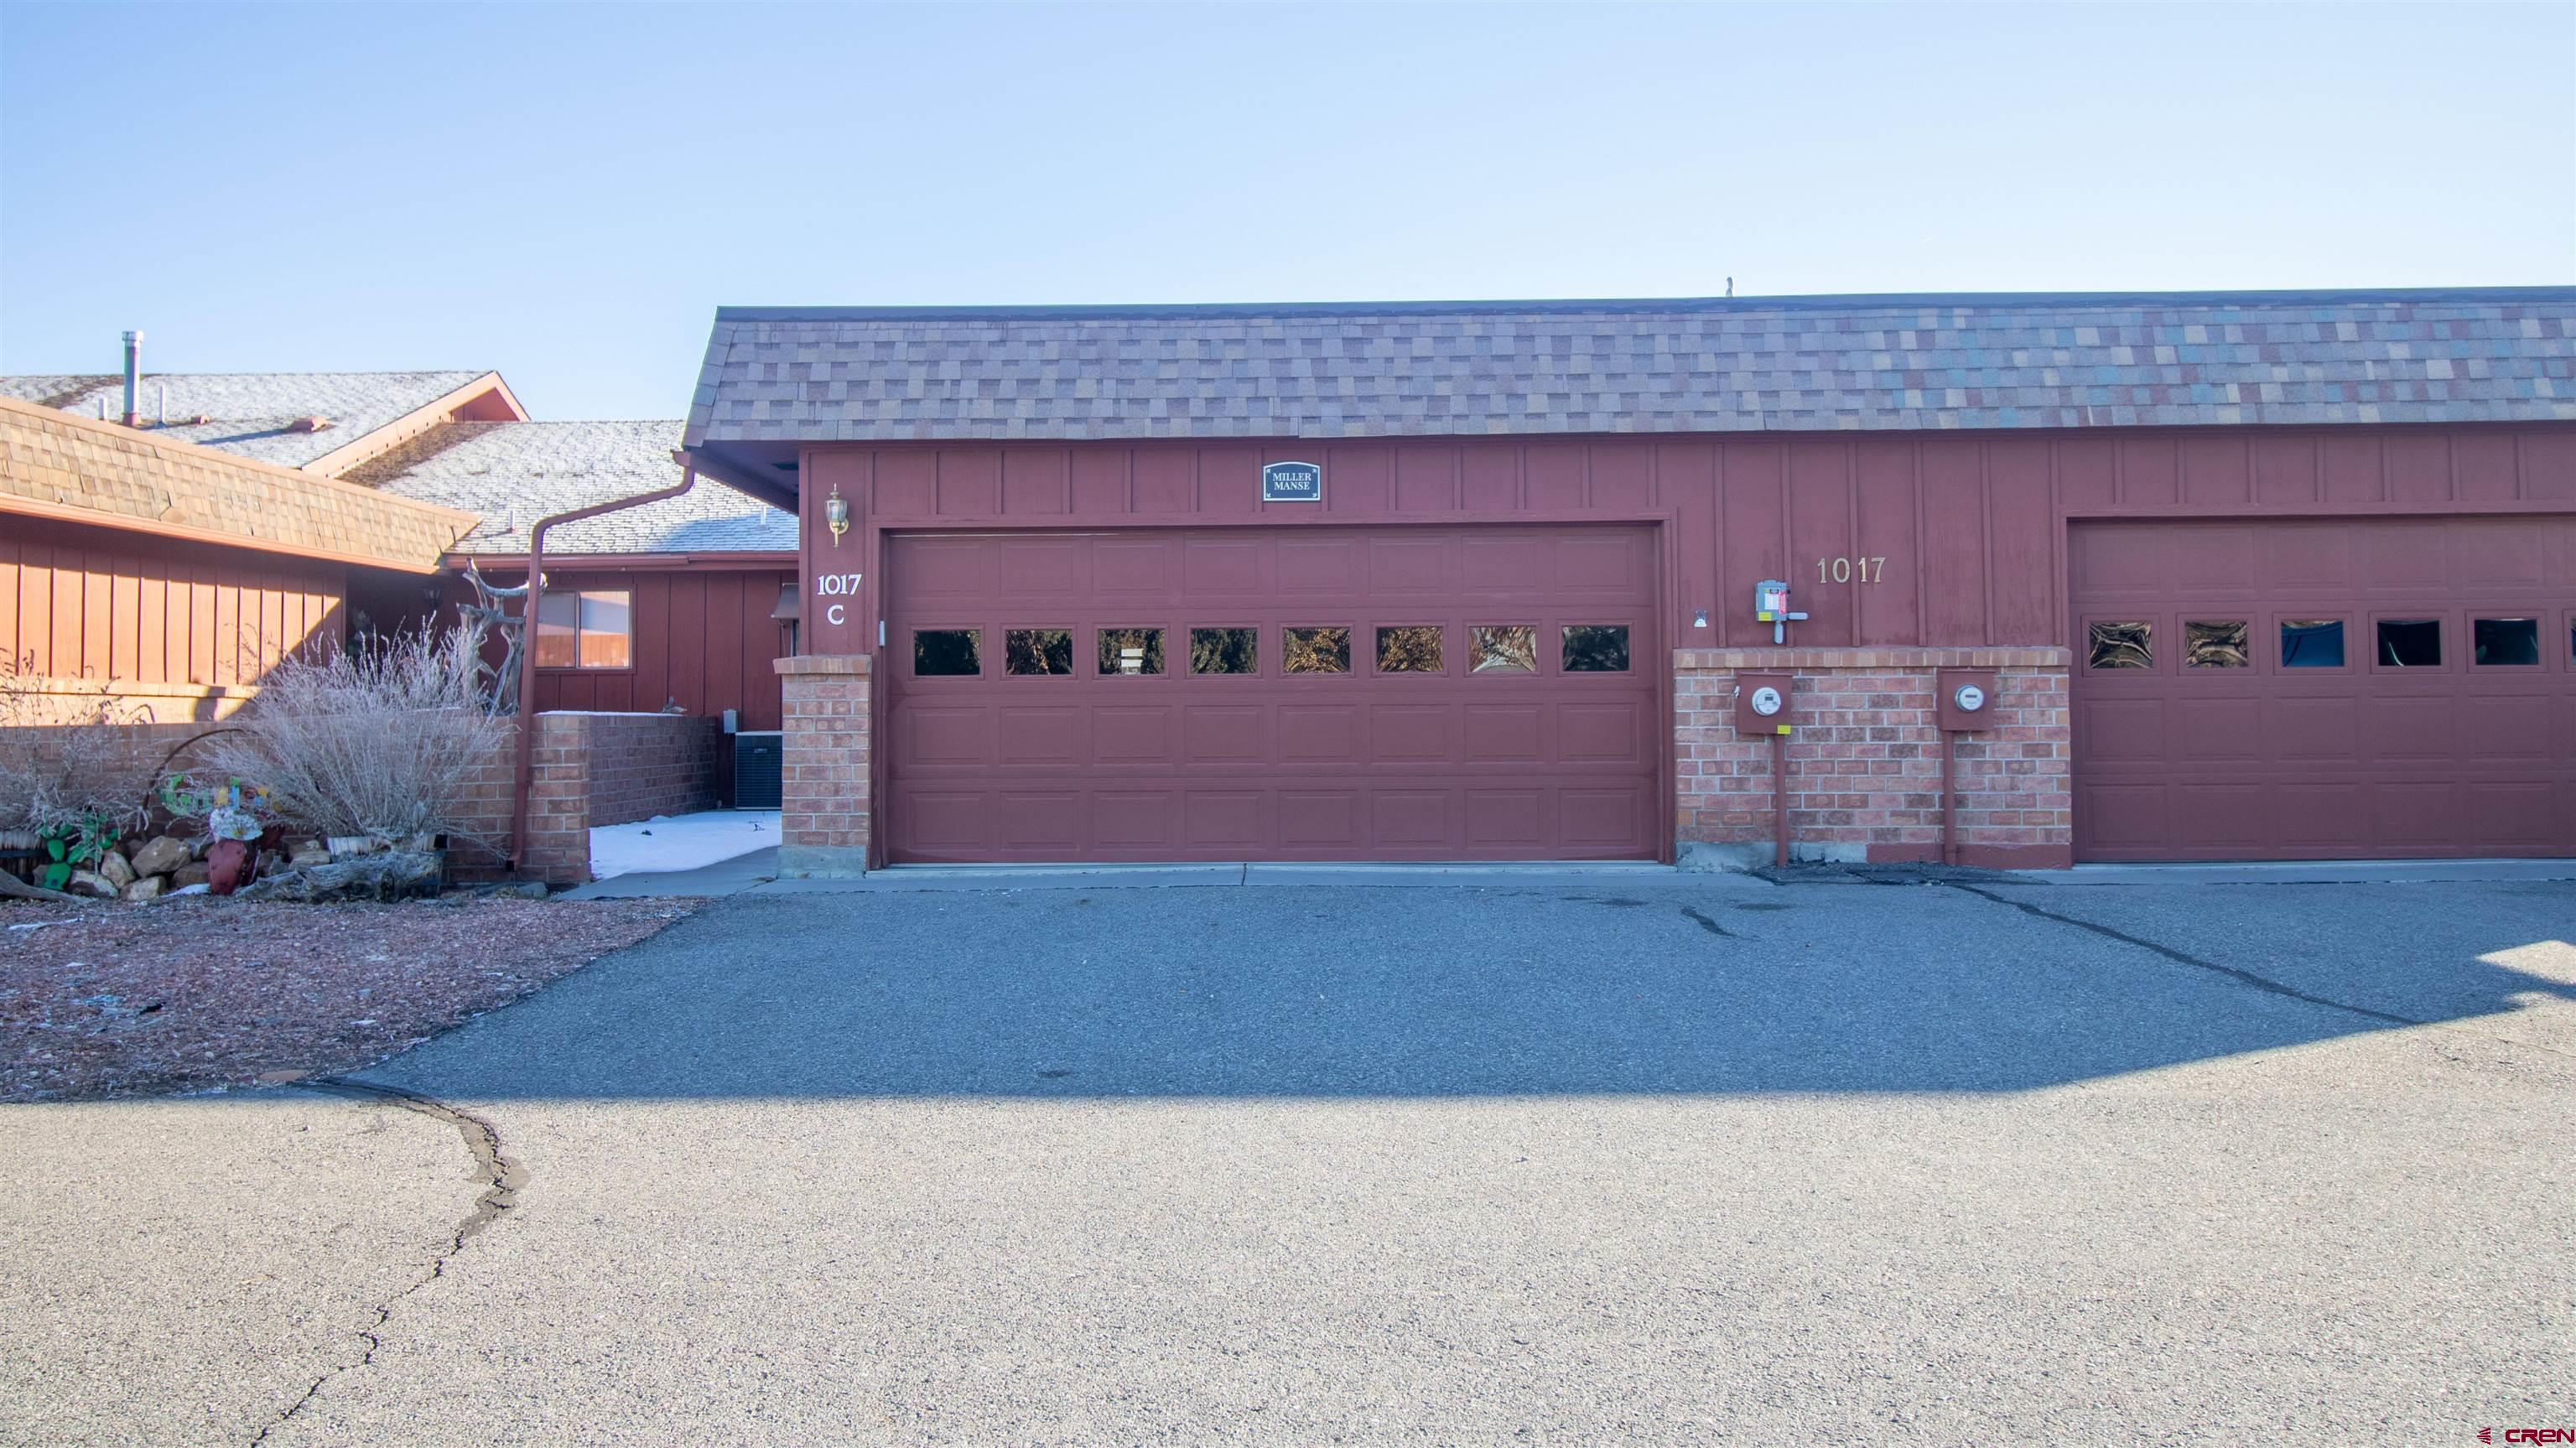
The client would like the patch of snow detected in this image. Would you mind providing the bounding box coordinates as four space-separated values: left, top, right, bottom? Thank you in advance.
588 811 780 880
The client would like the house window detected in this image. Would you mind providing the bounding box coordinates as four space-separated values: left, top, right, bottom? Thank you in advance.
535 590 631 669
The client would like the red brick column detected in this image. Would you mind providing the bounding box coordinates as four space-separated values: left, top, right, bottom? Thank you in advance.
1675 647 2073 870
774 655 870 877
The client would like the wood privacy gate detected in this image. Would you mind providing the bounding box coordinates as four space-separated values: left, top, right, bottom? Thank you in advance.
879 525 1664 863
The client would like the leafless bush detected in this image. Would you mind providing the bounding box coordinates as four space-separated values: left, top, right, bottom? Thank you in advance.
203 625 508 846
0 658 156 839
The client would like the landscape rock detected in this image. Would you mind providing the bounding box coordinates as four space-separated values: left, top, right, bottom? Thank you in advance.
96 850 136 890
65 870 118 900
235 850 445 904
288 841 333 870
122 876 164 902
171 862 212 889
128 837 193 879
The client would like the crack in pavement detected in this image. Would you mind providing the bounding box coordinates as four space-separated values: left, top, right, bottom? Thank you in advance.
1942 882 2426 1028
247 1080 524 1446
1678 906 1741 940
1947 882 2576 1065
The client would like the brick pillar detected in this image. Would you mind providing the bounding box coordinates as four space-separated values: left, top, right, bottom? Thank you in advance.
1674 646 2073 870
774 654 870 877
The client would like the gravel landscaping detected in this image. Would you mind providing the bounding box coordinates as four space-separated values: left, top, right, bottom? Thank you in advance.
0 897 698 1102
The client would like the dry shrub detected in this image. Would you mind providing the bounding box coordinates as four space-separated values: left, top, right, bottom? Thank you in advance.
0 661 156 839
203 625 508 846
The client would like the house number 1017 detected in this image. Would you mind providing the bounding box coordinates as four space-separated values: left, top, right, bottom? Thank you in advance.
1817 556 1888 584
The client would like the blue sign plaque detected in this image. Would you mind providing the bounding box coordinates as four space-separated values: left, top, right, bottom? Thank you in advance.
1260 460 1323 503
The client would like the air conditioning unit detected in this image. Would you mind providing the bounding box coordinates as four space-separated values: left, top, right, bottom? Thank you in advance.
732 731 783 810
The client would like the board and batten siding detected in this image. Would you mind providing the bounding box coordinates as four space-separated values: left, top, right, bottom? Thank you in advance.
793 425 2576 662
449 567 796 731
0 511 345 711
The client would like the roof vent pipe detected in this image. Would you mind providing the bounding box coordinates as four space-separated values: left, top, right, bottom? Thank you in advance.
120 330 143 428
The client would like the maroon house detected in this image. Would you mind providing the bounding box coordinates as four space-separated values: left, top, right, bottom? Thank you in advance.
679 288 2576 875
3 365 797 814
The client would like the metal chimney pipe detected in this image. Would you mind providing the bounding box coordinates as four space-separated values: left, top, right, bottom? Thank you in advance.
120 330 143 427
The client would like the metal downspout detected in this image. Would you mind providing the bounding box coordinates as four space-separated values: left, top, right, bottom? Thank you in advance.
506 456 702 873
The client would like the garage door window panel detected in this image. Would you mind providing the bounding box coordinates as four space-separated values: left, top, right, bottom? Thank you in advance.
1283 627 1351 674
2184 620 2250 668
1470 625 1539 674
914 628 982 677
2472 617 2540 667
1098 628 1165 677
1005 629 1074 676
2279 618 2348 669
1189 627 1259 675
1376 625 1445 674
2371 616 2447 671
1561 624 1631 673
2085 619 2155 672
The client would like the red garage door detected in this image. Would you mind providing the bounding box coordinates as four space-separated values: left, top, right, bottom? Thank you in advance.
881 526 1662 863
2071 516 2575 861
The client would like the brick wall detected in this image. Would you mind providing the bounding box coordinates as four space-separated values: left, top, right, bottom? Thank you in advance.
1675 647 2073 870
774 655 870 877
450 712 719 884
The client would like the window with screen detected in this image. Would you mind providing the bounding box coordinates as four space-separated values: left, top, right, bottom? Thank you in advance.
534 590 632 669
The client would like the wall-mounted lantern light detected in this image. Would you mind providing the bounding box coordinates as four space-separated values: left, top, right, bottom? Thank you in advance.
824 484 849 546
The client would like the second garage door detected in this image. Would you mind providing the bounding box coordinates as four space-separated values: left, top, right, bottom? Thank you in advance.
881 525 1662 863
2071 516 2574 861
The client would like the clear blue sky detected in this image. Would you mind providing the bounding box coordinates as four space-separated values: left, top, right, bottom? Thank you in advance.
3 2 2570 419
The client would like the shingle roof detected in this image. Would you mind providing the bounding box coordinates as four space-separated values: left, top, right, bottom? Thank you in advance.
354 420 796 555
0 371 492 467
0 396 474 571
685 287 2576 444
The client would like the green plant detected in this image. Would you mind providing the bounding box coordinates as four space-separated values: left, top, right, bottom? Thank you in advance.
36 810 124 890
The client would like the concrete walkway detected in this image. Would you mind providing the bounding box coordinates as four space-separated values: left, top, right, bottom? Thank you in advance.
567 846 2576 898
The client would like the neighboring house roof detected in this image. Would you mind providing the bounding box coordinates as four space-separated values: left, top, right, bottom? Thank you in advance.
0 395 475 572
686 287 2576 447
351 419 797 556
0 370 518 470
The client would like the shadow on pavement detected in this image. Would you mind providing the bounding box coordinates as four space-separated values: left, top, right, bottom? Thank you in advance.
365 878 2576 1100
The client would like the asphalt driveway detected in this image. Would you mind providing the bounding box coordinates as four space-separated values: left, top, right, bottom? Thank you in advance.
5 872 2573 1445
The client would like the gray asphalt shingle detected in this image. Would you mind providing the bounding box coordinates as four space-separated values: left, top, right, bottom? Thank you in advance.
0 371 494 467
357 420 795 556
684 288 2576 445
